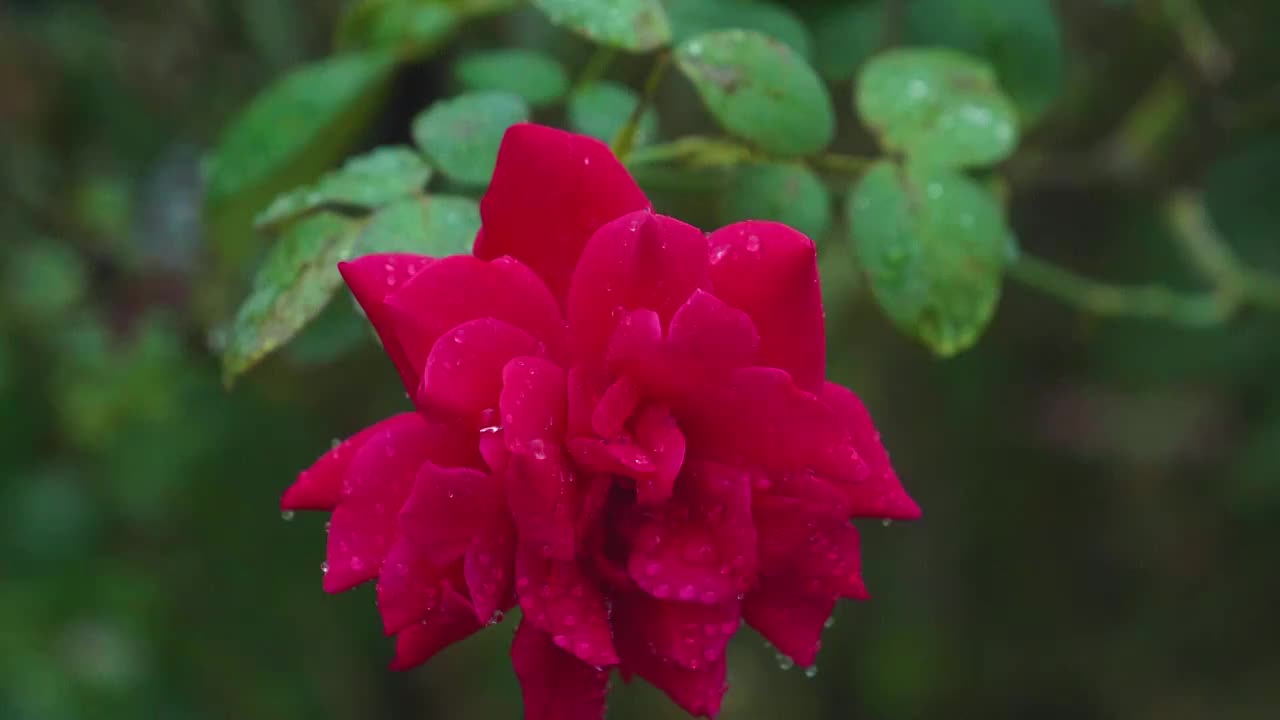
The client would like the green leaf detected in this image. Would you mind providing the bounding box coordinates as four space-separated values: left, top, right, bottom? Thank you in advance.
675 29 835 157
353 194 481 257
567 81 659 147
903 0 1064 122
665 0 812 58
848 161 1011 356
532 0 671 51
282 297 368 366
856 48 1018 169
336 0 461 61
812 0 884 81
222 213 362 384
411 92 530 185
721 163 830 241
254 146 432 230
204 52 397 209
454 49 570 107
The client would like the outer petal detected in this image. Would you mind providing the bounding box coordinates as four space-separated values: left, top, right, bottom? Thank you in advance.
628 460 756 605
398 463 502 567
707 221 825 393
680 367 866 485
282 421 382 511
742 579 835 668
377 536 446 635
515 544 618 667
417 318 544 423
615 594 728 719
385 255 566 377
752 496 865 599
324 413 477 593
504 449 579 561
389 587 482 671
615 593 740 670
666 289 760 372
820 383 921 520
477 123 650 303
338 253 434 393
500 356 568 452
464 512 517 624
511 620 611 720
567 212 710 358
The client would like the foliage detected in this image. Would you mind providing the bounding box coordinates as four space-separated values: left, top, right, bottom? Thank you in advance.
5 0 1280 718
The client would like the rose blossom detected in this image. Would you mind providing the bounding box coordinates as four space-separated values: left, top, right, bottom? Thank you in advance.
281 124 919 719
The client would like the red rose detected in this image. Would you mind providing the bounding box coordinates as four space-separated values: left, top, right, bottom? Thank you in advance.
281 124 920 719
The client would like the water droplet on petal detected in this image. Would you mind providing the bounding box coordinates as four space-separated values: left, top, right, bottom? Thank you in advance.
529 438 547 460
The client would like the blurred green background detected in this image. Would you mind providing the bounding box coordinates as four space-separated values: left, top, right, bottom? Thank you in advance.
3 0 1279 718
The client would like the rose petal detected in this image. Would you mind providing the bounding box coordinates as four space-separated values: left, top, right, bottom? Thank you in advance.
615 594 728 718
386 255 566 379
399 463 502 567
504 448 579 561
377 536 446 635
500 356 568 452
615 593 740 670
666 289 760 373
591 375 640 439
465 511 517 625
628 461 756 605
820 383 921 520
389 587 482 671
515 543 618 667
417 318 544 423
338 254 434 393
478 124 650 303
282 421 383 511
324 413 476 593
511 620 611 720
707 221 825 393
752 496 864 598
567 362 610 438
567 212 710 358
742 579 835 668
681 367 866 484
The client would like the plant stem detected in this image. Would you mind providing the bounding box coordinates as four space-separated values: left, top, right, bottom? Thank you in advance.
1007 253 1233 327
611 52 669 162
575 46 615 89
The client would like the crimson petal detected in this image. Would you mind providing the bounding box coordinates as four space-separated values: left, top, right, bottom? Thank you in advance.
282 421 382 511
616 593 740 670
477 123 650 304
504 447 579 561
567 211 710 358
417 318 544 423
399 463 502 568
753 495 865 598
324 413 475 593
464 512 517 624
511 620 611 720
388 587 482 671
615 594 728 718
707 221 825 393
666 289 760 373
500 355 568 452
742 579 835 668
377 536 446 635
515 543 618 667
820 383 922 520
338 253 434 394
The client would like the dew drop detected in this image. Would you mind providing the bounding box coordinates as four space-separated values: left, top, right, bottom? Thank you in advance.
804 665 819 679
529 438 548 460
280 510 295 521
320 561 329 574
745 234 761 252
490 610 505 625
776 653 795 671
677 585 697 601
823 616 835 629
882 518 893 527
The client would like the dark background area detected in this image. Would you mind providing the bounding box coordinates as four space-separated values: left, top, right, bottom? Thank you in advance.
2 1 1279 718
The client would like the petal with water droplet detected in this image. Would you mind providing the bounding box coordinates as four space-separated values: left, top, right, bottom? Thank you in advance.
282 420 384 511
500 356 568 451
742 578 834 668
615 594 728 717
511 619 611 720
465 512 517 625
515 544 618 667
418 318 544 421
819 382 921 520
338 254 435 394
388 588 482 671
399 463 502 567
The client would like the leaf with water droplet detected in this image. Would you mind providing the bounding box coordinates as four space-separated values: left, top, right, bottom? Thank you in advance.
531 0 671 52
352 194 480 257
411 91 530 185
720 163 830 241
676 29 835 157
567 82 659 147
856 48 1019 169
254 146 432 231
665 0 812 59
454 49 570 107
222 213 363 384
847 161 1013 356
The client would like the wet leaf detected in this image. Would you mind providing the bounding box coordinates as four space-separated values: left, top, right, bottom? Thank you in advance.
567 81 659 146
204 52 396 209
721 163 830 241
222 213 362 383
856 48 1018 169
848 161 1012 356
454 49 570 107
353 194 480 257
675 29 834 156
666 0 812 58
531 0 671 52
411 91 530 185
254 146 431 231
